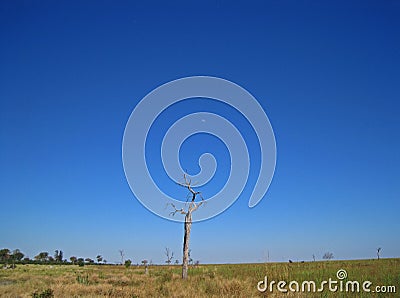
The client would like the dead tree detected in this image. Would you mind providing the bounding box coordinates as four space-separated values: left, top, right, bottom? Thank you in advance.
119 250 125 265
377 247 381 260
170 174 204 279
188 249 193 266
141 260 148 274
322 252 334 260
165 247 174 265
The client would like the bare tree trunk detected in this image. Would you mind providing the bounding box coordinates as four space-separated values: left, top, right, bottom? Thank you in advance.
170 174 204 280
182 209 192 279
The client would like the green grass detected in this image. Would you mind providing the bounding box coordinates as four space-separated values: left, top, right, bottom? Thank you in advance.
0 258 398 297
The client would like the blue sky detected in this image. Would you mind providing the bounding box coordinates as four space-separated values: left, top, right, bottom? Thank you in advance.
1 0 399 264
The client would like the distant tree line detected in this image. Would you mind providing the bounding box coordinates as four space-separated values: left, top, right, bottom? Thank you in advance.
1 247 201 269
0 248 107 268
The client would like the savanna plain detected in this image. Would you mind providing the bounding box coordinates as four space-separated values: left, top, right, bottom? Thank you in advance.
0 258 399 297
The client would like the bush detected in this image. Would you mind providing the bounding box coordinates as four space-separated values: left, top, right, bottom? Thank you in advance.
32 288 54 298
124 259 132 268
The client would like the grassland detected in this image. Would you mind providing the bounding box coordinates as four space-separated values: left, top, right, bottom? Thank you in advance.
0 258 399 297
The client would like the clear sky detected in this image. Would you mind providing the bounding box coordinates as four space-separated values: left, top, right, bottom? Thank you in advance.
1 0 399 264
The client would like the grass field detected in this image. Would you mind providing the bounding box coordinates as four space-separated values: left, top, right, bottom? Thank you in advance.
0 259 399 297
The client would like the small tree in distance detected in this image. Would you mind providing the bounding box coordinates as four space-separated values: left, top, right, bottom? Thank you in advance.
124 259 132 268
54 250 63 263
12 249 24 262
0 249 11 263
377 248 381 260
188 249 193 266
141 260 148 274
322 252 334 260
70 256 77 264
165 247 174 265
35 252 49 263
119 250 125 265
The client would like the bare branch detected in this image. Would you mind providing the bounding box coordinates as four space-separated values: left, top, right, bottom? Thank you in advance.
198 193 205 201
175 173 202 198
191 200 205 213
168 203 187 216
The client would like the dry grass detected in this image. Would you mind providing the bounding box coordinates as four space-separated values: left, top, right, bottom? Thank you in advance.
0 259 398 297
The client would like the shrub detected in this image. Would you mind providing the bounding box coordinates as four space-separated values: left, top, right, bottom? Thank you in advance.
77 259 84 267
32 288 54 298
124 259 132 268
